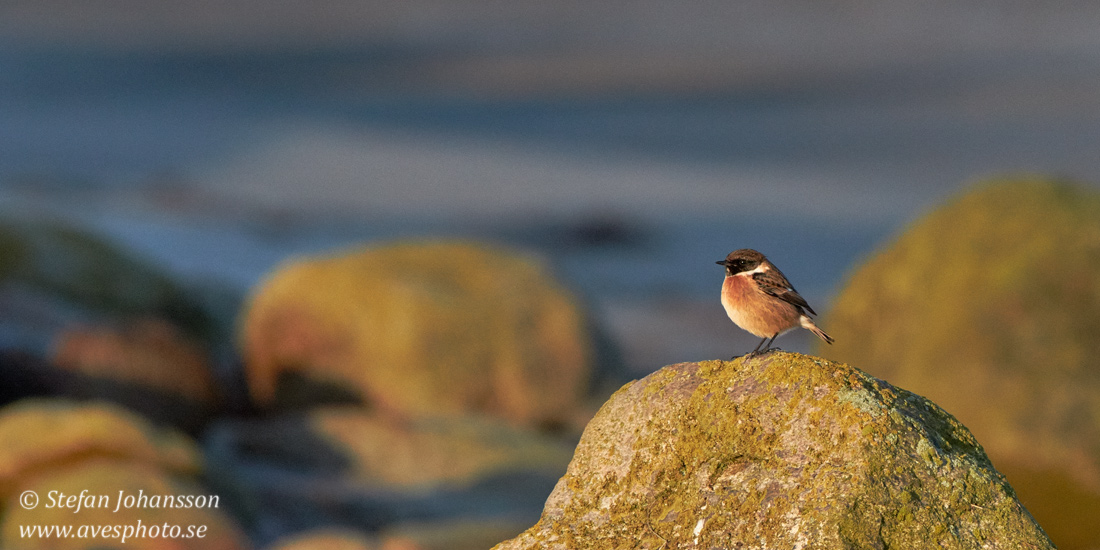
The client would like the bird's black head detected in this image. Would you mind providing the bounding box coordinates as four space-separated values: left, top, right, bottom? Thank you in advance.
717 248 766 275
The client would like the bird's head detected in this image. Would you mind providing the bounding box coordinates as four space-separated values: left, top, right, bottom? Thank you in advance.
717 248 766 275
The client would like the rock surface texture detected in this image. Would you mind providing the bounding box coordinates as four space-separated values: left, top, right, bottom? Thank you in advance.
494 353 1053 550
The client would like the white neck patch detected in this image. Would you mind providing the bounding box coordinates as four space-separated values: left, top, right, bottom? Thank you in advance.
739 263 769 276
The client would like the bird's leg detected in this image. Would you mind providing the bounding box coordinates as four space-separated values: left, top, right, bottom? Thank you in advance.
748 333 780 357
761 333 779 354
754 336 770 354
738 336 770 359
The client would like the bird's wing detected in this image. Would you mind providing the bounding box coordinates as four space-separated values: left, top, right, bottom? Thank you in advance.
752 269 817 316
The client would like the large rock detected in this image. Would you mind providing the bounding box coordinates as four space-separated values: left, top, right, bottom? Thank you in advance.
495 353 1053 549
240 240 593 428
819 178 1100 548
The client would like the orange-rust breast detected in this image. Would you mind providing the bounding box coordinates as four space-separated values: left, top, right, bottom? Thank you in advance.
721 274 800 338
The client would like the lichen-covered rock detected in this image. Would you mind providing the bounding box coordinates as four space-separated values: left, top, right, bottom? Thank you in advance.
50 318 219 404
818 178 1100 548
0 399 199 499
1 458 249 550
239 240 592 428
495 353 1053 550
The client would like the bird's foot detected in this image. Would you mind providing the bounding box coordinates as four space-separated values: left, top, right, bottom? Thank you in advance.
740 347 780 360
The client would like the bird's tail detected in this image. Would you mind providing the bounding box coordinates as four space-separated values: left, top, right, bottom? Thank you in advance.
800 315 835 345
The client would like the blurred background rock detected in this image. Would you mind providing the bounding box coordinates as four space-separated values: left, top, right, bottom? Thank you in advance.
239 241 604 429
0 399 250 549
3 1 1100 548
820 178 1100 549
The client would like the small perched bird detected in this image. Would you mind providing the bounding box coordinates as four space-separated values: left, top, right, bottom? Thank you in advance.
717 248 834 356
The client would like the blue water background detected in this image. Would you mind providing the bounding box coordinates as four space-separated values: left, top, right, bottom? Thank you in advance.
3 26 1100 370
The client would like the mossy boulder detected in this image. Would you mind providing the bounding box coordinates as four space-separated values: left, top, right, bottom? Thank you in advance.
240 240 592 428
819 178 1100 548
494 353 1052 549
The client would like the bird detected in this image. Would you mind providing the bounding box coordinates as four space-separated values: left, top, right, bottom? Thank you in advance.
716 248 834 357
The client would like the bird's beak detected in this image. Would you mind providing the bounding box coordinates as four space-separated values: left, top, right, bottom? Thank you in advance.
716 260 727 266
